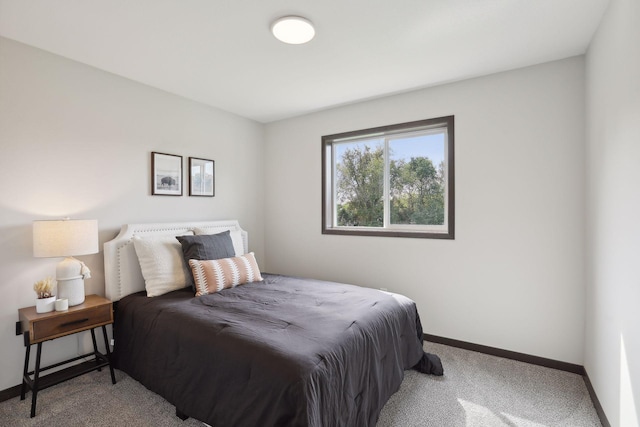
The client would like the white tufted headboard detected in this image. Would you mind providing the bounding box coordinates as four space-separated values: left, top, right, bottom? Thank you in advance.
103 220 248 301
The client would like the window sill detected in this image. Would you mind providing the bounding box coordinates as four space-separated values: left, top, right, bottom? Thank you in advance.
322 227 454 239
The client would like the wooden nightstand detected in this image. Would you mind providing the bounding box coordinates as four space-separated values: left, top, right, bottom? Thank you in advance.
17 294 116 417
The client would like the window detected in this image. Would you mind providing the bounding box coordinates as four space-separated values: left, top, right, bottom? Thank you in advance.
322 116 454 239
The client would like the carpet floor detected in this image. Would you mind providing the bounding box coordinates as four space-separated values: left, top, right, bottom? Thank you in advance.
0 342 601 426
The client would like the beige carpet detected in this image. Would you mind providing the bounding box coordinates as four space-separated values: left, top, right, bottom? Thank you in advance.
0 342 601 426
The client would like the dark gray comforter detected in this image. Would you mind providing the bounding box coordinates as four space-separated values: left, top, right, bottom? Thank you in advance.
113 273 442 426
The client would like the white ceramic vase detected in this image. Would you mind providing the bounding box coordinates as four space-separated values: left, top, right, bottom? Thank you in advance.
36 296 56 313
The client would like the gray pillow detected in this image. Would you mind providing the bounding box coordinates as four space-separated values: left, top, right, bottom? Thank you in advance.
176 231 236 269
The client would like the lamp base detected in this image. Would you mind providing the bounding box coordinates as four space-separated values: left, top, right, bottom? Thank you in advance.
57 278 85 306
56 257 86 306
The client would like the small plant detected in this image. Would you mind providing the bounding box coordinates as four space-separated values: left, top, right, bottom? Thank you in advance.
34 277 54 299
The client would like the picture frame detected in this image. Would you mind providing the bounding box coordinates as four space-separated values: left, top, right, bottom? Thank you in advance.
151 152 182 196
189 157 215 197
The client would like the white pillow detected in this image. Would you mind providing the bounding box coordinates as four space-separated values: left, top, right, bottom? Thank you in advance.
132 234 193 297
194 227 245 256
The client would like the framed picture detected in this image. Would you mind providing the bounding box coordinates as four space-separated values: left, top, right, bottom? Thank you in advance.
189 157 215 197
151 152 182 196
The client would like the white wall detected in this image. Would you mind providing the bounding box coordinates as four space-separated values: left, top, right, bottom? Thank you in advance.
0 37 265 391
264 57 586 364
585 0 640 424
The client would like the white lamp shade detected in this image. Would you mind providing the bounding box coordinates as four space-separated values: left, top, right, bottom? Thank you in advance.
33 219 99 258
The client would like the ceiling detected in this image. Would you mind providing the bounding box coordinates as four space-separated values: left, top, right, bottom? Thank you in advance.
0 0 609 123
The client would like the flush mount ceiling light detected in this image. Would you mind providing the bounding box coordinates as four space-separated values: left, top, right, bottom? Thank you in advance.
271 16 315 44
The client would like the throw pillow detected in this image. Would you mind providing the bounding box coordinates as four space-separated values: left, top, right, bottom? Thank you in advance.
189 253 263 296
193 227 245 256
176 231 236 266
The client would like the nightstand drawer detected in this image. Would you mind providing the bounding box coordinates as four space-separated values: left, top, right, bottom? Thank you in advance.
31 305 111 342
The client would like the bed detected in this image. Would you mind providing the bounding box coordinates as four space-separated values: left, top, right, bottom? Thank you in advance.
104 220 442 426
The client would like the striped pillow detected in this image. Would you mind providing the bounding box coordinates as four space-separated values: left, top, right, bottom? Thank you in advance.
189 252 263 296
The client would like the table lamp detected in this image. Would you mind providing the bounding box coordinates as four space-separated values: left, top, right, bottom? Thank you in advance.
33 219 98 306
